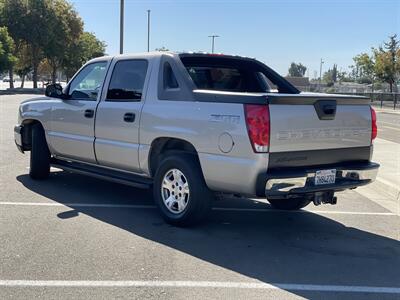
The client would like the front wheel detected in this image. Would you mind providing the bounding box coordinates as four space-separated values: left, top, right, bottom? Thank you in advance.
153 153 212 226
29 124 50 180
268 197 310 210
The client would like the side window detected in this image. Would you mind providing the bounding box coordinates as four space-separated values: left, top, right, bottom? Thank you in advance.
256 72 275 92
68 62 107 100
106 60 148 102
163 62 179 89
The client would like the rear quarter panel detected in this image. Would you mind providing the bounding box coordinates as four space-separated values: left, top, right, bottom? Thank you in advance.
139 65 268 195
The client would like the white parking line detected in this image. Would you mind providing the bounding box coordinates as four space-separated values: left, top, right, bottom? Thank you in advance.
0 202 396 216
213 207 396 216
0 202 156 209
0 280 399 294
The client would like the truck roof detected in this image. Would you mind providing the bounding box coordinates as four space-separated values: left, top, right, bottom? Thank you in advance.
87 51 256 64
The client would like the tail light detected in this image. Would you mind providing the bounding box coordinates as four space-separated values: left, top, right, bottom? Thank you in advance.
370 106 377 142
244 104 270 152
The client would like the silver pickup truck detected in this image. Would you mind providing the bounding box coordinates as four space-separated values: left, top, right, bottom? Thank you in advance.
14 52 379 226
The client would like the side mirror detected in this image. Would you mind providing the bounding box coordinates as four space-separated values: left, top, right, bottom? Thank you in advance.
45 83 66 99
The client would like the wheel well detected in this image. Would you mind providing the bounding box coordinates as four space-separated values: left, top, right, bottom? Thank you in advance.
21 119 44 150
149 137 200 176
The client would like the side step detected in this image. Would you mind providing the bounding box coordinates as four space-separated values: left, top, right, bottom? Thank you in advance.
50 158 153 189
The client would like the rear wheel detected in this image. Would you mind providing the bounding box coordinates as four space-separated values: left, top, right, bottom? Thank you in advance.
153 153 212 226
29 124 50 180
268 197 310 210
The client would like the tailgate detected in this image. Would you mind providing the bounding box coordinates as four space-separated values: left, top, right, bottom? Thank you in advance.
268 94 372 153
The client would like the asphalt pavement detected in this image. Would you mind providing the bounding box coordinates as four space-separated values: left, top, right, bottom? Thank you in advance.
376 110 400 143
0 94 399 299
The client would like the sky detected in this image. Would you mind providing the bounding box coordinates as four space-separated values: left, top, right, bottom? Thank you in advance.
71 0 399 77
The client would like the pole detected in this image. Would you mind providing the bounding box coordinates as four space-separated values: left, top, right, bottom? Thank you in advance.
208 35 219 53
147 10 151 52
120 0 124 54
319 58 324 92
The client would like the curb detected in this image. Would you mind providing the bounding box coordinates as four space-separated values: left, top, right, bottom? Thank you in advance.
0 88 45 95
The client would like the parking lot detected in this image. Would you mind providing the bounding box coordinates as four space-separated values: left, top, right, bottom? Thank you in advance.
0 95 399 299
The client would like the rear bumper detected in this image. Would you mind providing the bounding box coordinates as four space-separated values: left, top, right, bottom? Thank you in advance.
14 125 24 153
263 162 379 198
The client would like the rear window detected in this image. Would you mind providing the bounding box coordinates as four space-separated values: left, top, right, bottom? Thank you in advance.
180 55 297 94
187 66 245 91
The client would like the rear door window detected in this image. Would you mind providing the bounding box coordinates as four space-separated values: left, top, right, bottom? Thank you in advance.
106 60 148 101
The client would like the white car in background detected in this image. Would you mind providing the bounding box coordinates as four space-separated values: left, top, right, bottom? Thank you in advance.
2 76 15 83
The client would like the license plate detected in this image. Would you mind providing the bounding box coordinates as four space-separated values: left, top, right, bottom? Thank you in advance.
315 169 336 185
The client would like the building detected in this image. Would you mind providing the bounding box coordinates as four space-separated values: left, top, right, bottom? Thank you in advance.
285 76 311 91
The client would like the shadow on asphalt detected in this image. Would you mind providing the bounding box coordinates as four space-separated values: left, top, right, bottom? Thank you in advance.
17 172 400 299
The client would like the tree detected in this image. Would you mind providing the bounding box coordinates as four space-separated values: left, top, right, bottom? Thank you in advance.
62 32 106 80
14 43 32 88
0 0 106 87
288 62 307 77
0 0 23 88
331 64 338 83
37 58 52 82
373 35 399 92
322 69 334 87
322 64 339 87
43 0 83 83
15 43 31 87
352 53 375 85
155 46 169 52
337 71 352 82
0 0 58 88
0 26 17 88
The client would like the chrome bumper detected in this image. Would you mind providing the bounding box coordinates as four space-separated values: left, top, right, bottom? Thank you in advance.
265 163 379 195
14 125 24 153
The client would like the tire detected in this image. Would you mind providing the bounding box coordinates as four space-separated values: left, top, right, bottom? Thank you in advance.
29 124 50 180
153 153 212 226
268 197 310 210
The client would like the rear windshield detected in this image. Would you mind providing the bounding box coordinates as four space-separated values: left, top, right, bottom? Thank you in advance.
180 55 298 94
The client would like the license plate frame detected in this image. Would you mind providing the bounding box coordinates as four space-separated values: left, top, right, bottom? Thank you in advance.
315 169 336 185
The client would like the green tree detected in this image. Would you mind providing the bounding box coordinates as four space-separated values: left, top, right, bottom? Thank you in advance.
155 46 169 52
0 0 23 88
322 69 334 87
288 62 307 77
43 0 83 83
0 0 58 88
62 32 106 80
0 26 17 88
0 0 106 87
322 64 340 86
14 43 32 88
352 53 375 86
337 71 352 82
331 64 338 83
373 35 399 92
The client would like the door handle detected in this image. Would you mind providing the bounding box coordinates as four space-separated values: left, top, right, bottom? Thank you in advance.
84 109 94 118
123 112 135 123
